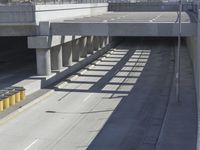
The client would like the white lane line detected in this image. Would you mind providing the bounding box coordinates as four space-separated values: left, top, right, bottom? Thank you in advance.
150 14 162 22
83 94 93 102
24 139 38 150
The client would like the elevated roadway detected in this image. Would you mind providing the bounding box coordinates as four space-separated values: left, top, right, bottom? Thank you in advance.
0 38 196 150
50 12 196 36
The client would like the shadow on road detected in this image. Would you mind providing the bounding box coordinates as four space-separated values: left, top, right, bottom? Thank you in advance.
54 37 197 150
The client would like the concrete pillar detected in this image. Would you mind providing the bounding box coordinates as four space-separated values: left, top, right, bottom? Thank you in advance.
102 36 106 47
80 37 88 58
93 36 100 51
51 45 63 71
88 36 94 54
72 39 80 62
99 37 102 49
36 49 51 76
106 36 110 45
62 42 72 67
99 37 103 49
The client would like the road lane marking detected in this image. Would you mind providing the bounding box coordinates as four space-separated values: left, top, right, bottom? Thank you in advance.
83 94 93 102
24 139 38 150
150 14 162 22
0 90 53 126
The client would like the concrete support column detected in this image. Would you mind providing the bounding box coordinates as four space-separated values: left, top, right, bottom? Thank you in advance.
99 37 104 49
106 36 110 45
62 42 72 67
81 37 88 58
88 36 94 54
98 37 102 49
51 45 63 71
72 39 80 62
102 36 106 47
94 36 100 51
36 49 51 76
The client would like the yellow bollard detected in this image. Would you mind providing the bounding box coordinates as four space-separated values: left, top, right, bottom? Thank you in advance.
3 96 10 109
0 96 4 112
0 100 3 112
5 93 15 106
14 87 26 101
15 92 21 103
20 90 25 100
10 93 16 106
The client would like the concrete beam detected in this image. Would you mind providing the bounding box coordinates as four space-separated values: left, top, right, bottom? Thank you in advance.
0 24 37 37
28 36 81 49
51 22 197 37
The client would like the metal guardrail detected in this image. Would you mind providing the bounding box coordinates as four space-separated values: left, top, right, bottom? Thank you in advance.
0 0 107 4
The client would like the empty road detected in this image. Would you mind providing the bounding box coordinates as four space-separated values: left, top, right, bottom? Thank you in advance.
0 38 197 150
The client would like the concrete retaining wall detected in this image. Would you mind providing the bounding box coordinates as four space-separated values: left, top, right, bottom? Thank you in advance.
186 8 200 150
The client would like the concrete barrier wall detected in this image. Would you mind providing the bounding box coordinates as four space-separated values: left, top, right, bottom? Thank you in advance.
108 2 193 12
35 3 108 24
186 8 200 150
0 4 35 23
186 36 199 96
0 3 108 36
0 3 108 24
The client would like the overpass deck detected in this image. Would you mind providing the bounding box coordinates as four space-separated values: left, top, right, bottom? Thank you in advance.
50 12 196 37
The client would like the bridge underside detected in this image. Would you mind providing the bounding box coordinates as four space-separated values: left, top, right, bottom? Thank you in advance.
50 12 196 37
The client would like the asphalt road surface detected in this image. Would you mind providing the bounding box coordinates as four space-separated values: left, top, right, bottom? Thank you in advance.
57 12 192 23
0 38 197 150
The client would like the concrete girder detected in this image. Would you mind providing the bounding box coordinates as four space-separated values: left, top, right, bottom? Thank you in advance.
50 22 196 37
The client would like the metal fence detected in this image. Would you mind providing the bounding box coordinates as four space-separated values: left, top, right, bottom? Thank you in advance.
1 0 198 4
0 0 107 4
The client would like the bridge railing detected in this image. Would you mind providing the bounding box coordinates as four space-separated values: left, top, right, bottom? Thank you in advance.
0 0 107 4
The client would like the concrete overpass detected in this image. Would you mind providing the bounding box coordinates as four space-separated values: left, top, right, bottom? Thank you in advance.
0 1 199 150
49 12 196 36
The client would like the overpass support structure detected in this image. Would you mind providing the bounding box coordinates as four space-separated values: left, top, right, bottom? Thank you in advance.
29 35 111 76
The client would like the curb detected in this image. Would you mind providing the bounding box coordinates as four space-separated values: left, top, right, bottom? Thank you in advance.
0 46 116 125
0 89 54 125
